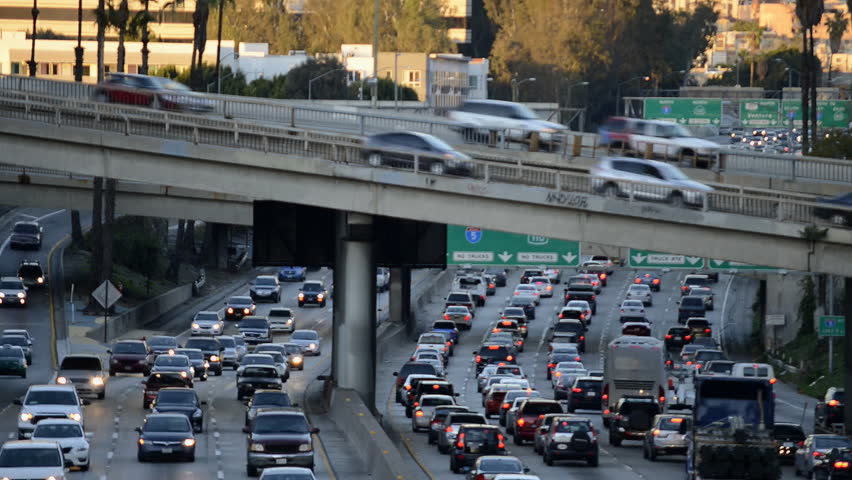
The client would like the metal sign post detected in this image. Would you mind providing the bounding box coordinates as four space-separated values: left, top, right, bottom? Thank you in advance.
92 280 121 344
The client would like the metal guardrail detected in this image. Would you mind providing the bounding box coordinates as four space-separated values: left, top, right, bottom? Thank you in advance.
0 92 850 230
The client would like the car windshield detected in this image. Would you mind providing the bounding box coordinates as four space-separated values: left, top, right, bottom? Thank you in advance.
682 297 705 307
0 348 22 358
230 297 253 306
503 308 525 316
479 457 523 472
114 342 147 354
13 223 38 234
512 297 534 306
555 420 590 433
461 428 499 443
0 447 61 467
218 337 236 348
242 367 278 378
659 417 689 430
447 294 471 302
576 380 601 389
256 277 277 286
254 414 310 434
0 280 22 289
185 339 221 350
269 309 292 318
421 396 454 407
18 265 42 277
284 345 302 355
623 301 643 308
419 334 444 344
176 350 203 360
292 331 317 341
253 393 292 407
302 283 323 292
60 357 101 370
152 77 191 91
1 336 26 346
815 437 852 449
148 337 177 347
146 374 188 388
25 390 77 405
157 390 195 405
554 322 582 333
155 356 189 367
145 416 191 432
33 423 84 438
195 312 220 322
433 321 456 329
522 402 563 415
447 306 469 314
242 355 273 365
241 318 268 329
773 425 805 439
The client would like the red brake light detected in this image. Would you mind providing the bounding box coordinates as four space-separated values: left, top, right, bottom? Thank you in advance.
671 417 684 423
685 335 692 340
464 315 470 321
665 335 672 339
830 399 840 406
517 419 525 426
835 461 850 469
591 295 596 300
601 274 607 279
444 314 450 320
659 385 666 404
704 328 711 333
457 432 465 449
414 402 419 407
580 336 585 341
447 341 452 346
575 356 581 361
432 384 440 390
814 452 824 458
490 284 495 288
445 426 453 432
548 363 555 368
506 355 514 361
653 279 660 284
558 313 564 319
475 355 481 363
497 434 504 449
682 286 688 290
488 345 499 350
696 364 702 370
572 387 582 393
686 361 693 366
502 403 510 409
666 360 672 366
635 278 641 283
405 385 412 390
653 429 661 436
415 410 424 417
770 378 777 384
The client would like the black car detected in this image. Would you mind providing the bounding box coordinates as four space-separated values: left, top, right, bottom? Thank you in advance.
150 387 206 433
249 275 281 303
506 296 536 319
678 296 706 323
183 337 224 376
485 268 508 287
542 416 599 466
566 377 602 412
813 192 852 225
450 424 507 473
298 281 328 307
363 131 474 176
819 447 852 479
773 422 806 464
142 372 192 409
664 327 694 350
473 344 514 374
634 271 661 291
17 260 46 288
225 296 256 321
563 287 597 314
173 348 209 381
136 413 196 462
427 405 470 444
245 410 318 474
9 221 42 250
549 320 586 353
237 365 283 400
244 390 295 427
147 335 180 357
816 387 846 430
609 396 661 446
520 269 544 284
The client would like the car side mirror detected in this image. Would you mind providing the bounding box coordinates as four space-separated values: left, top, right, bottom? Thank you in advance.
473 351 478 355
242 426 251 433
524 467 531 473
201 400 207 405
311 427 320 434
392 372 399 377
135 427 142 433
81 399 91 406
106 349 112 354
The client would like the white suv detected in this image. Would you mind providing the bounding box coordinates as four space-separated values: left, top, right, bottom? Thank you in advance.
627 119 720 167
590 157 713 207
449 99 567 143
0 440 67 479
16 385 87 439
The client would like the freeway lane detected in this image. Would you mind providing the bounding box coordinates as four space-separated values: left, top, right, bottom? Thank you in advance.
378 266 808 480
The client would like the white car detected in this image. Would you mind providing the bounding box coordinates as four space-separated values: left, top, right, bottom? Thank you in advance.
412 351 445 376
16 384 87 439
625 284 653 306
260 467 317 480
619 300 647 323
32 419 91 470
290 329 321 355
565 300 593 321
477 365 499 392
0 440 67 479
237 353 287 380
591 156 713 207
448 99 567 143
513 285 540 304
191 310 224 336
627 119 720 165
528 276 554 298
411 394 456 432
218 335 245 369
544 268 562 283
268 308 296 332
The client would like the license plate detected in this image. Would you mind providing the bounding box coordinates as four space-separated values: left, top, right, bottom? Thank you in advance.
124 366 133 371
674 337 681 341
276 458 288 465
784 442 793 447
586 392 596 397
557 444 568 450
161 448 173 454
468 444 480 454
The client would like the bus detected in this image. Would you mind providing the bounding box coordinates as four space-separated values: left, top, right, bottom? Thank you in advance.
602 335 667 427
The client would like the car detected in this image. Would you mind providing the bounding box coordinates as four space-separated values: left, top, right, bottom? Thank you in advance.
17 260 46 288
446 291 477 315
541 416 598 466
244 390 296 427
690 349 726 374
499 390 541 426
94 73 214 112
298 281 328 307
0 277 27 307
437 411 489 454
566 376 603 412
0 344 27 377
622 322 652 336
642 414 690 460
465 454 529 478
135 413 197 462
608 396 661 446
0 440 66 479
31 418 91 470
55 354 107 399
253 345 292 380
795 434 852 477
416 332 452 359
686 317 713 337
589 255 615 274
591 156 713 207
282 343 305 371
245 409 318 475
431 320 460 344
562 286 596 315
108 339 153 375
513 399 564 444
364 131 474 176
454 275 489 306
528 276 554 298
507 295 536 319
183 336 225 376
548 320 586 352
449 99 567 146
376 267 391 292
412 394 456 432
615 118 720 166
513 284 541 303
552 366 587 393
407 380 455 418
813 191 852 225
401 374 442 410
239 354 287 380
664 327 693 351
259 467 317 480
626 284 653 306
268 308 296 332
773 422 805 464
237 365 283 400
619 300 647 323
633 273 663 296
703 360 735 375
0 335 32 364
191 310 225 336
290 329 321 355
579 263 608 287
815 387 846 430
226 295 257 320
546 351 582 380
238 316 272 345
9 220 42 249
443 305 474 330
141 372 192 409
474 344 515 374
427 405 470 444
16 384 87 439
689 286 715 310
678 296 706 323
2 328 33 345
150 387 206 432
485 267 509 287
173 348 209 381
147 335 180 357
567 274 602 292
218 335 246 369
681 274 711 295
251 275 282 303
278 266 307 282
519 268 544 284
449 424 508 473
411 351 445 376
564 300 593 322
150 353 194 382
393 362 440 402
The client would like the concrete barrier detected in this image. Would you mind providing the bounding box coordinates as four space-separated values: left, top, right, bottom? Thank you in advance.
86 283 193 343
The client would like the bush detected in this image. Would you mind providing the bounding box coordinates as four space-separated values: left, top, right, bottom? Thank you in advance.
810 130 852 159
111 217 168 281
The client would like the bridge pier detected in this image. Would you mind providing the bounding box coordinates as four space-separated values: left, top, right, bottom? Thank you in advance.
390 267 412 333
332 212 377 411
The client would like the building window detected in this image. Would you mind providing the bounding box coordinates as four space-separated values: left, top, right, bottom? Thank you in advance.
404 70 421 87
11 62 21 74
469 75 478 89
82 65 91 77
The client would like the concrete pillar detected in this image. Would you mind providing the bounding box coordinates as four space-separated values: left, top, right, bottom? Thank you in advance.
334 213 377 411
390 267 412 333
214 223 229 270
331 212 346 388
844 277 852 436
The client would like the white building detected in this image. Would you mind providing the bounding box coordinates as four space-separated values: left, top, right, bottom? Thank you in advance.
233 43 310 83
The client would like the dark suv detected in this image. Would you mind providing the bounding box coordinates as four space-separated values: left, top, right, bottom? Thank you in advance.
549 320 586 352
520 269 544 284
108 339 153 376
183 337 224 376
236 365 282 400
816 387 845 430
142 372 192 409
10 221 42 250
17 260 46 288
473 344 514 374
664 326 693 350
567 377 602 413
450 424 506 473
678 295 706 323
297 281 328 307
151 387 206 433
608 396 661 446
563 286 597 314
245 409 318 475
513 399 564 444
225 296 256 321
542 416 599 466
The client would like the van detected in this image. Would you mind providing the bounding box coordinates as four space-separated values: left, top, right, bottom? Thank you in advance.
731 363 776 383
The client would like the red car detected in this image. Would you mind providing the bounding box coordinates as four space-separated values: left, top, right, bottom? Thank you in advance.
93 73 214 112
512 399 564 444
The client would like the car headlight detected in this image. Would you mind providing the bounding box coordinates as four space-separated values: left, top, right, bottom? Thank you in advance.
309 343 317 350
16 292 24 298
68 413 82 422
0 292 5 298
91 376 104 386
210 355 220 362
204 361 210 368
180 371 188 378
541 127 557 134
192 323 200 329
56 376 68 384
317 293 324 300
291 357 303 364
47 476 58 480
192 409 202 417
298 293 305 300
36 277 44 284
299 443 312 452
212 324 221 330
183 438 196 447
20 413 32 422
138 359 147 364
286 319 293 325
227 307 234 314
250 442 265 452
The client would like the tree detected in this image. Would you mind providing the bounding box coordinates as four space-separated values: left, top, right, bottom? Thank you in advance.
207 0 302 55
137 0 154 74
110 0 130 72
95 0 107 81
190 0 211 90
810 130 852 158
825 10 847 82
796 0 825 152
284 57 348 99
395 0 453 52
732 21 766 87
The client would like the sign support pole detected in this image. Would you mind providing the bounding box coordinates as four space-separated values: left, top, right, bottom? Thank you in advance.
828 275 834 373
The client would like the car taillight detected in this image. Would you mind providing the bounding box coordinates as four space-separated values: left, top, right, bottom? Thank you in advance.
696 364 702 370
517 419 525 426
836 461 850 469
475 474 486 480
502 402 511 409
620 309 624 313
475 355 481 363
601 274 607 279
558 313 564 319
506 355 514 361
414 402 420 407
591 295 596 300
445 426 453 432
682 286 688 291
653 279 660 284
447 341 452 346
575 356 581 361
666 360 672 366
497 434 505 449
665 334 672 339
490 284 495 288
770 378 777 384
580 314 585 320
798 441 804 447
653 429 661 436
635 278 641 283
814 452 824 458
830 400 841 406
668 378 674 389
705 328 711 334
457 433 465 449
548 363 555 368
444 314 450 320
602 384 609 401
572 388 582 393
580 336 585 341
464 315 471 321
565 295 571 300
685 335 692 340
415 410 424 417
686 361 693 366
405 385 412 390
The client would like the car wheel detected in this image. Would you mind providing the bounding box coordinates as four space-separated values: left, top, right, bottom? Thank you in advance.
233 363 239 371
368 152 383 167
81 461 90 471
604 184 619 198
450 458 459 473
98 391 105 400
247 465 259 477
670 192 685 208
588 455 599 467
429 161 447 175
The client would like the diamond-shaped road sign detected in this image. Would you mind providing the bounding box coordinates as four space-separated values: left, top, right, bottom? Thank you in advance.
91 280 121 310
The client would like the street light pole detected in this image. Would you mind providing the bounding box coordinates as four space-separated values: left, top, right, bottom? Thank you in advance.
74 0 83 81
511 77 536 102
308 68 346 101
394 52 398 109
371 0 379 109
28 0 38 77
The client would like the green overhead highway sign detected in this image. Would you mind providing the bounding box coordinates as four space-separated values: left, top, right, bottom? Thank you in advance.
819 315 846 337
740 100 780 127
628 249 704 269
782 100 850 128
446 226 581 266
708 259 776 270
644 98 722 126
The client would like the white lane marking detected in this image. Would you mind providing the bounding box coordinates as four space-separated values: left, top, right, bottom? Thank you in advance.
217 471 225 480
214 431 220 438
113 416 120 424
0 236 10 257
215 449 222 457
37 209 65 221
106 451 114 461
112 432 118 439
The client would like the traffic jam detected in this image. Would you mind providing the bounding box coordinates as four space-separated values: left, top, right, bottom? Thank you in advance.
389 261 850 480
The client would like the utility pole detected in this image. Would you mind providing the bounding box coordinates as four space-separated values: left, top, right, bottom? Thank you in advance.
214 0 224 92
27 0 38 77
371 0 379 109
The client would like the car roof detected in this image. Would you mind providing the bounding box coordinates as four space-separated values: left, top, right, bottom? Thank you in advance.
255 409 306 418
0 276 23 283
1 440 61 449
13 220 39 227
28 384 76 392
34 418 84 426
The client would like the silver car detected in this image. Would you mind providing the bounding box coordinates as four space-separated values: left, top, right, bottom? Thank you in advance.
625 284 653 306
591 156 713 207
794 434 852 477
477 365 500 392
268 308 295 332
643 414 690 460
289 330 321 356
619 300 647 323
0 276 27 307
191 311 224 336
411 394 456 432
217 335 245 369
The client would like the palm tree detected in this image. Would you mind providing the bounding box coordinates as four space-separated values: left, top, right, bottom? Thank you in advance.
825 10 847 82
190 0 211 90
95 0 107 81
746 23 766 87
796 0 825 153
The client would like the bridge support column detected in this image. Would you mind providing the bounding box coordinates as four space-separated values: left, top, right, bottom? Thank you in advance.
210 223 229 269
390 267 412 333
844 277 852 436
333 212 377 411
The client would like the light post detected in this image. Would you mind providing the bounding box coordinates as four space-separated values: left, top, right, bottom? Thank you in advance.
74 0 83 81
216 51 238 94
615 75 649 116
564 81 589 107
27 0 38 77
774 58 800 88
308 68 346 101
511 77 536 102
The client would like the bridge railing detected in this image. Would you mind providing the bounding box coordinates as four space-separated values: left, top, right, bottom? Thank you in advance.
1 92 850 229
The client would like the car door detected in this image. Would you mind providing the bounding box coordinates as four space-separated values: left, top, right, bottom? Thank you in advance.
641 163 671 200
